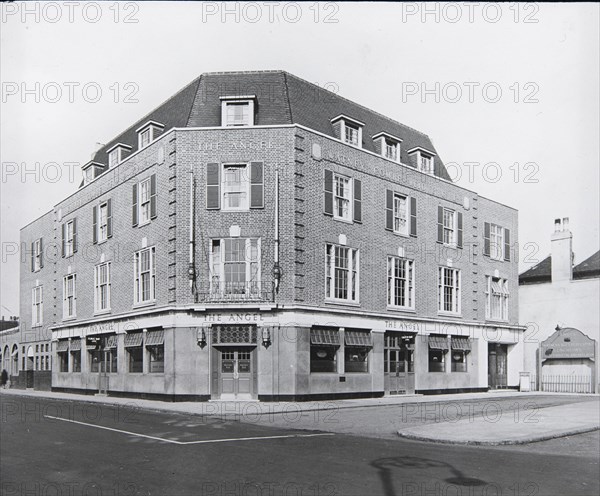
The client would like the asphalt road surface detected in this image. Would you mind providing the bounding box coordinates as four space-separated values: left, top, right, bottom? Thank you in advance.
1 395 598 496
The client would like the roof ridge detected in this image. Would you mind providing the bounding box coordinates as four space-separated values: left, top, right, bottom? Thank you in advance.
185 74 203 126
282 71 430 139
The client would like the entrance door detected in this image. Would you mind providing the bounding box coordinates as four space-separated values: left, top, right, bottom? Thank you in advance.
384 333 415 395
488 343 508 389
219 347 254 399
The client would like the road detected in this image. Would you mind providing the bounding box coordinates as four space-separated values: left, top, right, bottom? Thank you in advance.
1 395 598 496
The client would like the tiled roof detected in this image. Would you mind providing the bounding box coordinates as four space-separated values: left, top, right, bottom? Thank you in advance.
88 70 452 180
573 250 600 279
519 250 600 284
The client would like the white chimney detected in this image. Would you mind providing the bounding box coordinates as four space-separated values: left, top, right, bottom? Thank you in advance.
551 217 573 282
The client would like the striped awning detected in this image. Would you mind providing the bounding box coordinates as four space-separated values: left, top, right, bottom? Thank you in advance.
124 333 143 348
146 330 164 346
428 335 449 351
105 335 118 349
69 339 82 351
491 280 509 295
451 337 472 351
345 330 372 347
310 328 340 346
56 341 69 353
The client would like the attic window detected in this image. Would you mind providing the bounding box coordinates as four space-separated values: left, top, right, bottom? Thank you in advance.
81 162 106 185
373 132 402 163
407 147 436 175
136 121 165 150
220 96 256 127
331 115 365 149
107 143 132 168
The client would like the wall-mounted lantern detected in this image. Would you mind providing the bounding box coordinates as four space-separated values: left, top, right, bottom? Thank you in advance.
197 328 207 349
262 327 272 348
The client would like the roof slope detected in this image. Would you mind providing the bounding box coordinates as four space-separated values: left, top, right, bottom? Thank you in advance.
573 250 600 279
519 250 600 284
88 70 452 180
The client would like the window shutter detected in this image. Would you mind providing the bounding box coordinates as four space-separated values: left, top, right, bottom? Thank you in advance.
250 162 264 209
30 242 34 272
504 228 511 261
353 179 362 223
385 189 393 231
39 238 43 268
324 169 333 216
410 197 417 237
107 199 113 238
206 163 220 210
483 222 490 257
437 206 443 243
150 173 157 219
132 183 138 227
457 212 463 248
92 206 98 244
61 223 66 258
73 218 78 253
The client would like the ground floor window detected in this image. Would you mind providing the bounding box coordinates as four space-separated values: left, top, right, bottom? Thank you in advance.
428 335 448 372
125 332 144 373
344 330 372 373
310 328 340 373
451 336 471 372
146 330 165 373
89 343 117 373
58 352 68 372
71 350 81 372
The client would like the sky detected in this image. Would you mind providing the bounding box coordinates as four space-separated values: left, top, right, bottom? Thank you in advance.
1 2 599 317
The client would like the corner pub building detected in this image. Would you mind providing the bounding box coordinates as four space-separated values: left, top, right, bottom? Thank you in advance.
20 71 524 401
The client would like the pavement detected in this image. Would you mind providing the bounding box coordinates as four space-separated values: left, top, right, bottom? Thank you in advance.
1 387 598 445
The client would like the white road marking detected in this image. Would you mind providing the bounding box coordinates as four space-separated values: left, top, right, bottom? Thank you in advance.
43 415 334 445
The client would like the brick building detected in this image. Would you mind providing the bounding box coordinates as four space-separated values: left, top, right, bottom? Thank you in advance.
19 71 523 400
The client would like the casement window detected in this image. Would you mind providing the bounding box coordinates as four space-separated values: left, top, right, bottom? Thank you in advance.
84 167 94 184
221 98 254 127
485 276 509 321
92 200 112 244
343 122 360 146
344 330 372 373
63 274 76 319
62 219 77 257
210 238 261 297
140 128 151 148
94 262 111 313
134 247 156 304
31 238 43 272
484 222 511 262
206 162 263 210
326 244 359 303
323 169 362 223
132 174 157 226
428 335 448 372
385 191 417 236
125 332 143 373
437 206 463 248
385 139 400 162
310 328 340 373
107 143 131 168
332 115 364 149
32 286 43 327
146 330 165 373
420 154 433 174
108 149 119 168
450 336 471 372
408 147 436 175
387 257 415 309
136 121 164 150
438 266 461 314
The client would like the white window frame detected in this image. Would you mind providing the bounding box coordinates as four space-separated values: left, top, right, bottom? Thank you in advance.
333 173 352 222
419 153 433 174
393 193 409 236
342 121 361 147
108 149 119 168
221 99 254 127
134 247 156 305
326 244 360 303
65 220 75 257
438 266 461 315
139 177 152 225
63 274 76 319
489 224 504 261
139 128 151 148
94 262 111 313
98 202 108 243
32 285 43 327
84 166 94 184
387 257 415 309
485 276 509 321
33 238 42 271
442 207 457 246
210 238 261 296
385 139 400 162
221 163 250 211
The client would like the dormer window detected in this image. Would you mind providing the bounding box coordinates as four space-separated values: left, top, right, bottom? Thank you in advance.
220 96 256 127
81 161 106 185
373 132 402 163
407 147 436 175
107 143 132 168
331 115 364 149
136 121 165 150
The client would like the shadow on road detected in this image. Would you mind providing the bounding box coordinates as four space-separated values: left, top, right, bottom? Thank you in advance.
370 455 488 496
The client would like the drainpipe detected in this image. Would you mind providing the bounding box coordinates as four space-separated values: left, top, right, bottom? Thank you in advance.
273 169 281 293
188 166 196 293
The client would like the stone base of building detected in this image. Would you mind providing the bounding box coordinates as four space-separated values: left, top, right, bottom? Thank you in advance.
258 391 385 402
51 387 211 402
415 387 490 395
9 371 51 391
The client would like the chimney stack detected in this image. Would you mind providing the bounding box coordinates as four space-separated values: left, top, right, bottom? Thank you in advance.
551 217 573 282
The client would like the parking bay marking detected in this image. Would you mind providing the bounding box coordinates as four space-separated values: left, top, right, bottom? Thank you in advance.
44 415 334 445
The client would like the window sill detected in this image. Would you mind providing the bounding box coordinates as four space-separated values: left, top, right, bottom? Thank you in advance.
94 309 112 316
486 318 509 324
62 316 77 322
32 324 43 328
221 208 250 213
133 301 156 309
138 220 151 228
97 239 108 245
391 231 410 238
325 299 361 307
387 306 416 313
332 216 353 225
438 312 462 318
